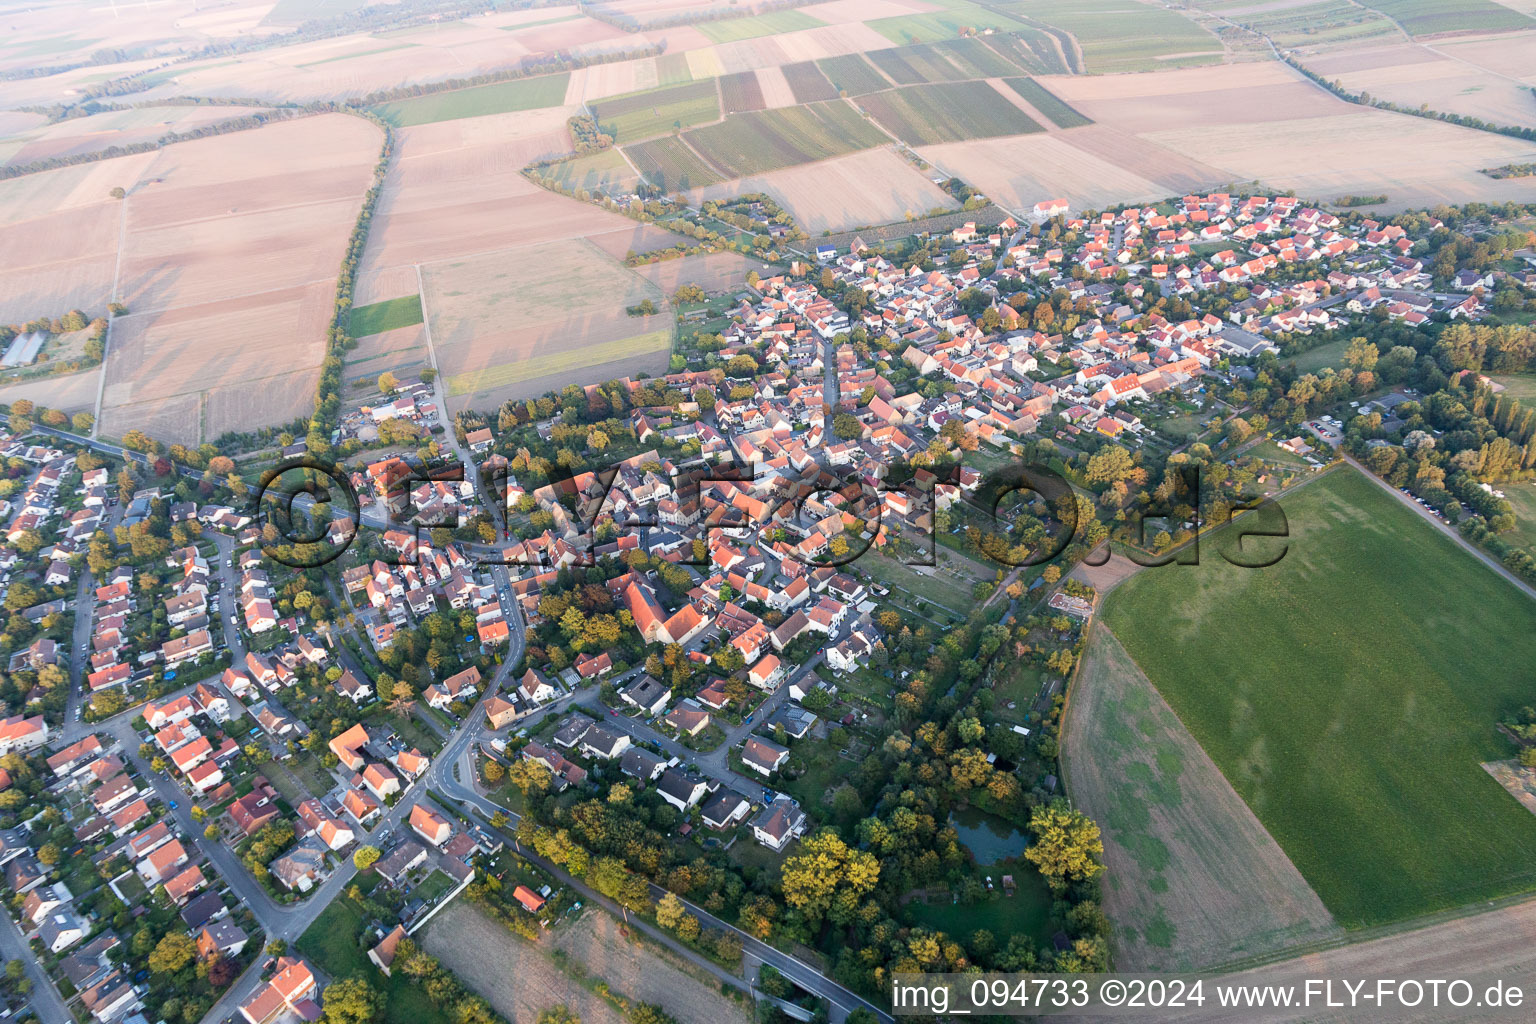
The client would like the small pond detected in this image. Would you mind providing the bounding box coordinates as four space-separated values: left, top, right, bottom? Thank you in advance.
949 806 1029 865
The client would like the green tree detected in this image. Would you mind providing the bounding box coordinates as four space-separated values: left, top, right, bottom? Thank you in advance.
323 977 384 1024
149 932 196 974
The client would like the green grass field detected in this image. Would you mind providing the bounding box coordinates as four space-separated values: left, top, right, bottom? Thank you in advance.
869 0 1031 44
1497 481 1536 558
816 54 892 97
1103 467 1536 927
859 82 1043 145
1287 337 1351 374
904 866 1054 944
373 73 570 126
1489 373 1536 404
1007 0 1223 73
624 136 723 191
682 100 887 177
655 52 693 85
350 295 423 337
1358 0 1533 35
694 9 827 42
589 80 721 143
1001 77 1092 128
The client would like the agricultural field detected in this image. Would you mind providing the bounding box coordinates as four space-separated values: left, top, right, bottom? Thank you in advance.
859 82 1043 145
350 295 424 337
0 103 268 167
422 237 673 413
590 80 722 142
424 902 750 1024
99 113 380 444
1211 0 1397 49
656 51 694 85
1063 627 1341 969
932 35 1025 77
719 70 767 113
1309 41 1536 130
782 60 840 102
981 28 1072 75
372 73 572 127
892 43 973 82
815 53 893 96
1003 0 1224 73
866 46 925 85
631 251 758 295
682 100 888 178
1359 0 1534 36
691 146 958 232
868 0 1031 44
694 9 828 42
1001 77 1092 129
625 135 724 190
1103 468 1536 927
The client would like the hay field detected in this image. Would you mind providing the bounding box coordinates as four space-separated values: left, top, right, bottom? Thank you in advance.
1062 627 1341 970
354 104 688 307
691 146 959 231
98 114 380 443
422 238 673 412
0 367 102 416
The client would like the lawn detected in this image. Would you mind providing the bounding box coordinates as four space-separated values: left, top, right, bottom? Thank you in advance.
415 869 456 905
350 295 423 338
859 82 1044 144
298 890 452 1024
903 862 1054 945
694 9 827 42
1497 480 1536 558
1102 467 1536 927
372 73 571 126
857 552 978 617
1488 373 1536 404
991 661 1042 723
1287 336 1351 374
590 80 721 143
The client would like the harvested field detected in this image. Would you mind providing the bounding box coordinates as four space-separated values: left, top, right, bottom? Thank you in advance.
0 200 121 325
424 901 750 1024
631 251 759 294
1312 38 1536 128
1052 124 1226 196
590 80 721 142
720 70 768 113
0 367 101 415
566 59 658 104
859 82 1043 144
755 65 798 108
0 150 158 227
1062 626 1341 970
691 146 959 232
782 60 840 102
422 238 672 412
685 47 727 79
683 100 888 177
916 132 1171 214
348 324 430 375
815 53 893 95
99 114 380 443
373 73 572 127
625 136 725 190
1001 77 1092 128
1148 110 1536 210
1041 63 1341 130
1435 30 1536 79
0 104 268 167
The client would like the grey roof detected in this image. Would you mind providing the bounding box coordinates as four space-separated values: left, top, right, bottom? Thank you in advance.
619 746 665 780
700 789 749 827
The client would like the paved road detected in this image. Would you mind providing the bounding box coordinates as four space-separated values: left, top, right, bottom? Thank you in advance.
0 890 73 1024
1342 454 1536 603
